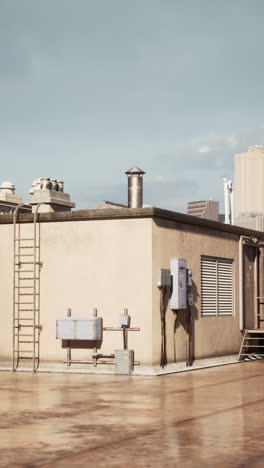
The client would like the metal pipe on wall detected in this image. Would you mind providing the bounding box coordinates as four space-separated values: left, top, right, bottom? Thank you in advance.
67 308 71 366
239 236 244 331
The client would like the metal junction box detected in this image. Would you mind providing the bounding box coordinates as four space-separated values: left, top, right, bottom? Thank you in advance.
56 317 103 341
119 314 131 328
157 268 171 289
115 349 134 374
170 258 187 310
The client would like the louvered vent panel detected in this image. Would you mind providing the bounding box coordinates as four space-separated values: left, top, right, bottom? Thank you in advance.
201 258 217 316
217 260 233 315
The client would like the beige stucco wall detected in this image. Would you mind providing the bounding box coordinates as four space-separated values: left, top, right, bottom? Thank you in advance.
152 218 242 365
0 218 153 365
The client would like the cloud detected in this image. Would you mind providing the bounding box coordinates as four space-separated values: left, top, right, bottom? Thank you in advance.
197 145 212 154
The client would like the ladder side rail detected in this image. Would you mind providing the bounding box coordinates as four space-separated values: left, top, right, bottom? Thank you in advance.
13 204 25 371
238 330 248 361
33 203 44 372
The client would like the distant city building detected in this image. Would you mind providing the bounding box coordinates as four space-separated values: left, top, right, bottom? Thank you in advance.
234 145 264 230
187 200 219 222
234 212 264 231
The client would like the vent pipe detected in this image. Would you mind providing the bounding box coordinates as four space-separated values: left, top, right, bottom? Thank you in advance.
125 167 145 208
223 178 233 224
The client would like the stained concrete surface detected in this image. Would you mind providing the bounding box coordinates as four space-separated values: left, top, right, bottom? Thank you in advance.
0 362 263 467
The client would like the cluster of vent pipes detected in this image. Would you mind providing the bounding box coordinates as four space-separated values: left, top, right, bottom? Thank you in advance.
29 178 64 195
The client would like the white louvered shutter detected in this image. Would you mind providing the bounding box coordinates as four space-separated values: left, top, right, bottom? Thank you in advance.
217 259 233 315
201 257 217 316
201 257 233 316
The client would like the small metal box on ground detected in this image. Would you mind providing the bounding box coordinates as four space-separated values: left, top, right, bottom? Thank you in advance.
115 349 134 374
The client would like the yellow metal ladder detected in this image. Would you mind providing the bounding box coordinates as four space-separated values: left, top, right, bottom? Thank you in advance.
13 204 43 372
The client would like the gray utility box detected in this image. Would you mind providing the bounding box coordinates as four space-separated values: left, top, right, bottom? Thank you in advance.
119 314 131 328
115 349 134 374
170 258 187 310
56 317 103 341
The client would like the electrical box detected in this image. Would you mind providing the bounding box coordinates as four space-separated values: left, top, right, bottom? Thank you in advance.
187 269 193 286
115 349 134 374
56 317 103 341
119 314 131 328
157 268 171 289
187 293 194 306
170 258 187 309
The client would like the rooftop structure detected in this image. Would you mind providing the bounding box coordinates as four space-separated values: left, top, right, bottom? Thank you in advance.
0 167 263 376
0 203 263 375
91 200 127 210
28 177 75 213
0 181 30 214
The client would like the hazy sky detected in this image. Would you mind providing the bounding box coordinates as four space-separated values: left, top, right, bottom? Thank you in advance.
1 0 264 212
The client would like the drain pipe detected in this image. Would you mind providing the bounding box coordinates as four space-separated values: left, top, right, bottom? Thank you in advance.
239 236 244 331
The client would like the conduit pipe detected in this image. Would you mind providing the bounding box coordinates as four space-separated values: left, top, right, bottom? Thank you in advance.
239 235 259 331
239 235 244 331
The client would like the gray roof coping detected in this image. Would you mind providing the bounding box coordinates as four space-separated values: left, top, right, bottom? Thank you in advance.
1 206 264 239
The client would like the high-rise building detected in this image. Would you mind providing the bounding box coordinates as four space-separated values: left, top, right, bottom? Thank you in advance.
187 200 219 221
234 145 264 230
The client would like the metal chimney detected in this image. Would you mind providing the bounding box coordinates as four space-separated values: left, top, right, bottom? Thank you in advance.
125 166 145 208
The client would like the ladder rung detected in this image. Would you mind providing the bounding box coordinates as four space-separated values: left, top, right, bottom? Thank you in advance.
15 262 41 265
15 286 34 289
15 238 34 241
243 345 264 347
19 278 39 280
244 337 264 340
14 350 33 353
15 302 34 304
240 353 264 356
18 309 39 311
18 325 34 327
19 246 39 249
19 357 34 360
19 294 39 296
19 341 38 344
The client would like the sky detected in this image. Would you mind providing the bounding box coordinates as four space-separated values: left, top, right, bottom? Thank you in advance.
1 0 264 212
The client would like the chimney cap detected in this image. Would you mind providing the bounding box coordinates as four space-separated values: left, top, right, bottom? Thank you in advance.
1 181 15 192
125 166 145 175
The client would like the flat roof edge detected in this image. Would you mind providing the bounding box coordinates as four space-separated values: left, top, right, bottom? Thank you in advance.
1 206 264 239
152 207 264 239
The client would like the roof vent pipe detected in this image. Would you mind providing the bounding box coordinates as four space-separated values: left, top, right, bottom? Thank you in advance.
125 167 145 208
223 178 233 224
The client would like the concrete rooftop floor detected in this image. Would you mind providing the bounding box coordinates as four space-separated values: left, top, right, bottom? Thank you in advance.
0 362 263 467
